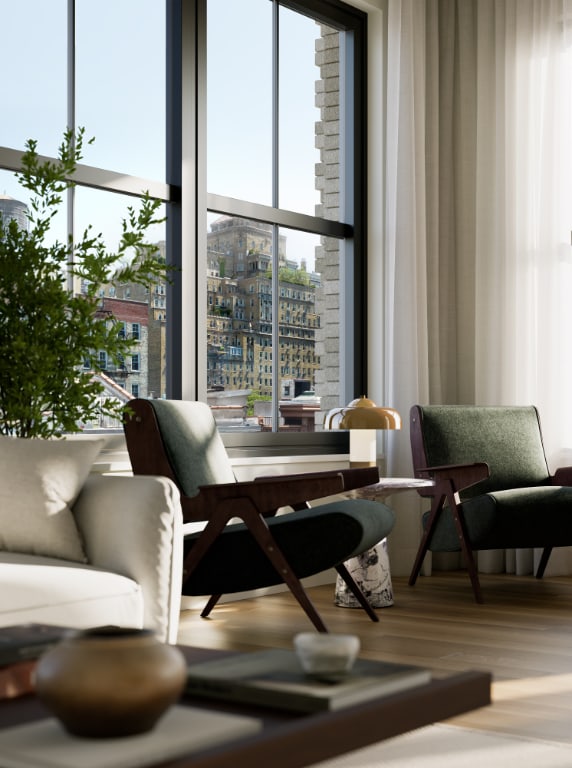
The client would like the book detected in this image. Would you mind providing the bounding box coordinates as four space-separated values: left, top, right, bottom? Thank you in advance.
186 648 431 713
0 659 37 700
0 624 72 666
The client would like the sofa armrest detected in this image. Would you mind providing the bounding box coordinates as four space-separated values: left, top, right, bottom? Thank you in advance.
72 474 183 644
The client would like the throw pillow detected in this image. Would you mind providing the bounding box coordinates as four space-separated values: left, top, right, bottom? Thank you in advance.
0 436 105 562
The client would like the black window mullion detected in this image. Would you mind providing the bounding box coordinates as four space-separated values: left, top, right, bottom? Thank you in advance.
271 0 280 430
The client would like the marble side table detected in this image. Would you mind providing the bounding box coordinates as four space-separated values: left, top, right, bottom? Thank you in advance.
335 478 434 610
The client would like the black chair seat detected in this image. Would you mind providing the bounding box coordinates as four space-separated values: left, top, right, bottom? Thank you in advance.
184 499 394 595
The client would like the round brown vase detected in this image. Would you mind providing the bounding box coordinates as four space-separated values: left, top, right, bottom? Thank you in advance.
35 627 187 738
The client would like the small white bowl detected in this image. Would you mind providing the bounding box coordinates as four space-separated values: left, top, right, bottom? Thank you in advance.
293 633 360 676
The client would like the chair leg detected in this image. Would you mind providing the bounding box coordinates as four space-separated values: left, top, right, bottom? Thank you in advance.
408 532 432 587
201 594 222 618
536 547 552 579
409 494 445 587
410 489 484 604
183 506 329 633
447 492 484 604
243 513 329 632
335 563 379 623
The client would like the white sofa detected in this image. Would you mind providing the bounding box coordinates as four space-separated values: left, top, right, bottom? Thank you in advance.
0 474 183 644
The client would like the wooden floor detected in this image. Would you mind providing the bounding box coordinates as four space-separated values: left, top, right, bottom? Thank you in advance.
177 572 572 745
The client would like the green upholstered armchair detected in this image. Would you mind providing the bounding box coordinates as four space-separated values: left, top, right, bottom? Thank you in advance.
123 398 395 632
408 405 572 603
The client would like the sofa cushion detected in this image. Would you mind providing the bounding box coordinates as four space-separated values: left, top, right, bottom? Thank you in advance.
0 552 143 630
0 436 104 563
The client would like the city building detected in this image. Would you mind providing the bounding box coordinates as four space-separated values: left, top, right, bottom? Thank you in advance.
96 240 168 400
206 217 320 408
0 195 28 232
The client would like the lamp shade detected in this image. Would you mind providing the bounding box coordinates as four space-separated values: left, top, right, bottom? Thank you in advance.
323 397 402 431
323 397 401 467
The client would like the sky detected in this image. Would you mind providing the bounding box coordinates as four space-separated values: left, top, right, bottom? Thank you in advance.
1 0 326 270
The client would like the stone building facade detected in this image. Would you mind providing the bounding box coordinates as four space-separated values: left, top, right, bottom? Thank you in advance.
206 217 320 399
313 25 341 417
93 297 149 399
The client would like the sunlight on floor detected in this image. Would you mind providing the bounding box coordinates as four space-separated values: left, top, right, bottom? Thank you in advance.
494 673 572 701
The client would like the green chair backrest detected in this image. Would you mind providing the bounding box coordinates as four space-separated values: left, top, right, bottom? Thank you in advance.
417 405 550 497
149 399 236 497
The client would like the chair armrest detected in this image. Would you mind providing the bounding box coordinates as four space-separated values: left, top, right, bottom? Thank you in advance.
72 474 183 644
552 466 572 486
190 473 346 518
253 466 379 493
180 468 380 522
416 462 490 495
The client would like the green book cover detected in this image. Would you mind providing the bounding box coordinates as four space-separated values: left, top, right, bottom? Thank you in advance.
186 649 431 713
0 624 72 666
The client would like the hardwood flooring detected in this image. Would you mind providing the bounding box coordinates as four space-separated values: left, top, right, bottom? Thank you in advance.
177 572 572 745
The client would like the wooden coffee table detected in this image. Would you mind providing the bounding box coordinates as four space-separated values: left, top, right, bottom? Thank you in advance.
0 646 490 768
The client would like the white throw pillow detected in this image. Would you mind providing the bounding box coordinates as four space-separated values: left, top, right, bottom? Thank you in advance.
0 436 105 562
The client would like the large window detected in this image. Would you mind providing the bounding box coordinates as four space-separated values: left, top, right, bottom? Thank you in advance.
0 0 168 430
195 0 368 447
0 0 367 454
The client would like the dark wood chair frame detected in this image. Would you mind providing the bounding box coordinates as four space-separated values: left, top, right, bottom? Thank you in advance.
408 405 572 604
124 399 386 632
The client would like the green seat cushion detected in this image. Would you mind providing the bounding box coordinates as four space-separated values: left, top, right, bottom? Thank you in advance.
424 486 572 552
182 499 395 595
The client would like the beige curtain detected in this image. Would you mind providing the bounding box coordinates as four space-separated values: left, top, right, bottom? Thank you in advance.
384 0 572 577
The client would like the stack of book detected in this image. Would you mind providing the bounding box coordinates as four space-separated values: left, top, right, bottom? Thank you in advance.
186 648 432 713
0 624 71 699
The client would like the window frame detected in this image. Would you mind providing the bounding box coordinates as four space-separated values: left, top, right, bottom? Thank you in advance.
174 0 368 456
0 0 367 458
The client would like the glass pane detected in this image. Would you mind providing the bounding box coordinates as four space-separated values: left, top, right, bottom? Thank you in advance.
205 213 339 433
0 170 67 248
207 0 272 204
276 227 324 432
0 0 66 153
74 187 168 429
278 8 321 216
206 213 267 430
279 13 340 221
75 0 166 179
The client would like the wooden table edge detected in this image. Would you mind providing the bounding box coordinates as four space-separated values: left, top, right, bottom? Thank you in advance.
0 646 491 768
161 669 492 768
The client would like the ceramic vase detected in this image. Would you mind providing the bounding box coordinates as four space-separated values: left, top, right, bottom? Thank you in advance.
35 626 187 738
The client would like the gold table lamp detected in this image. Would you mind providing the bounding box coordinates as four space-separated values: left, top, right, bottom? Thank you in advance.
323 396 401 467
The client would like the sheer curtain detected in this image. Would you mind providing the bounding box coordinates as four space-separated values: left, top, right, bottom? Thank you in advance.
383 0 572 576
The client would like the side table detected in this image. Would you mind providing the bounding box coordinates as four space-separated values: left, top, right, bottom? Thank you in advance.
335 478 434 610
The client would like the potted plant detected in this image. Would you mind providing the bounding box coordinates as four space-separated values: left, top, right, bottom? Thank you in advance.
0 128 172 438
